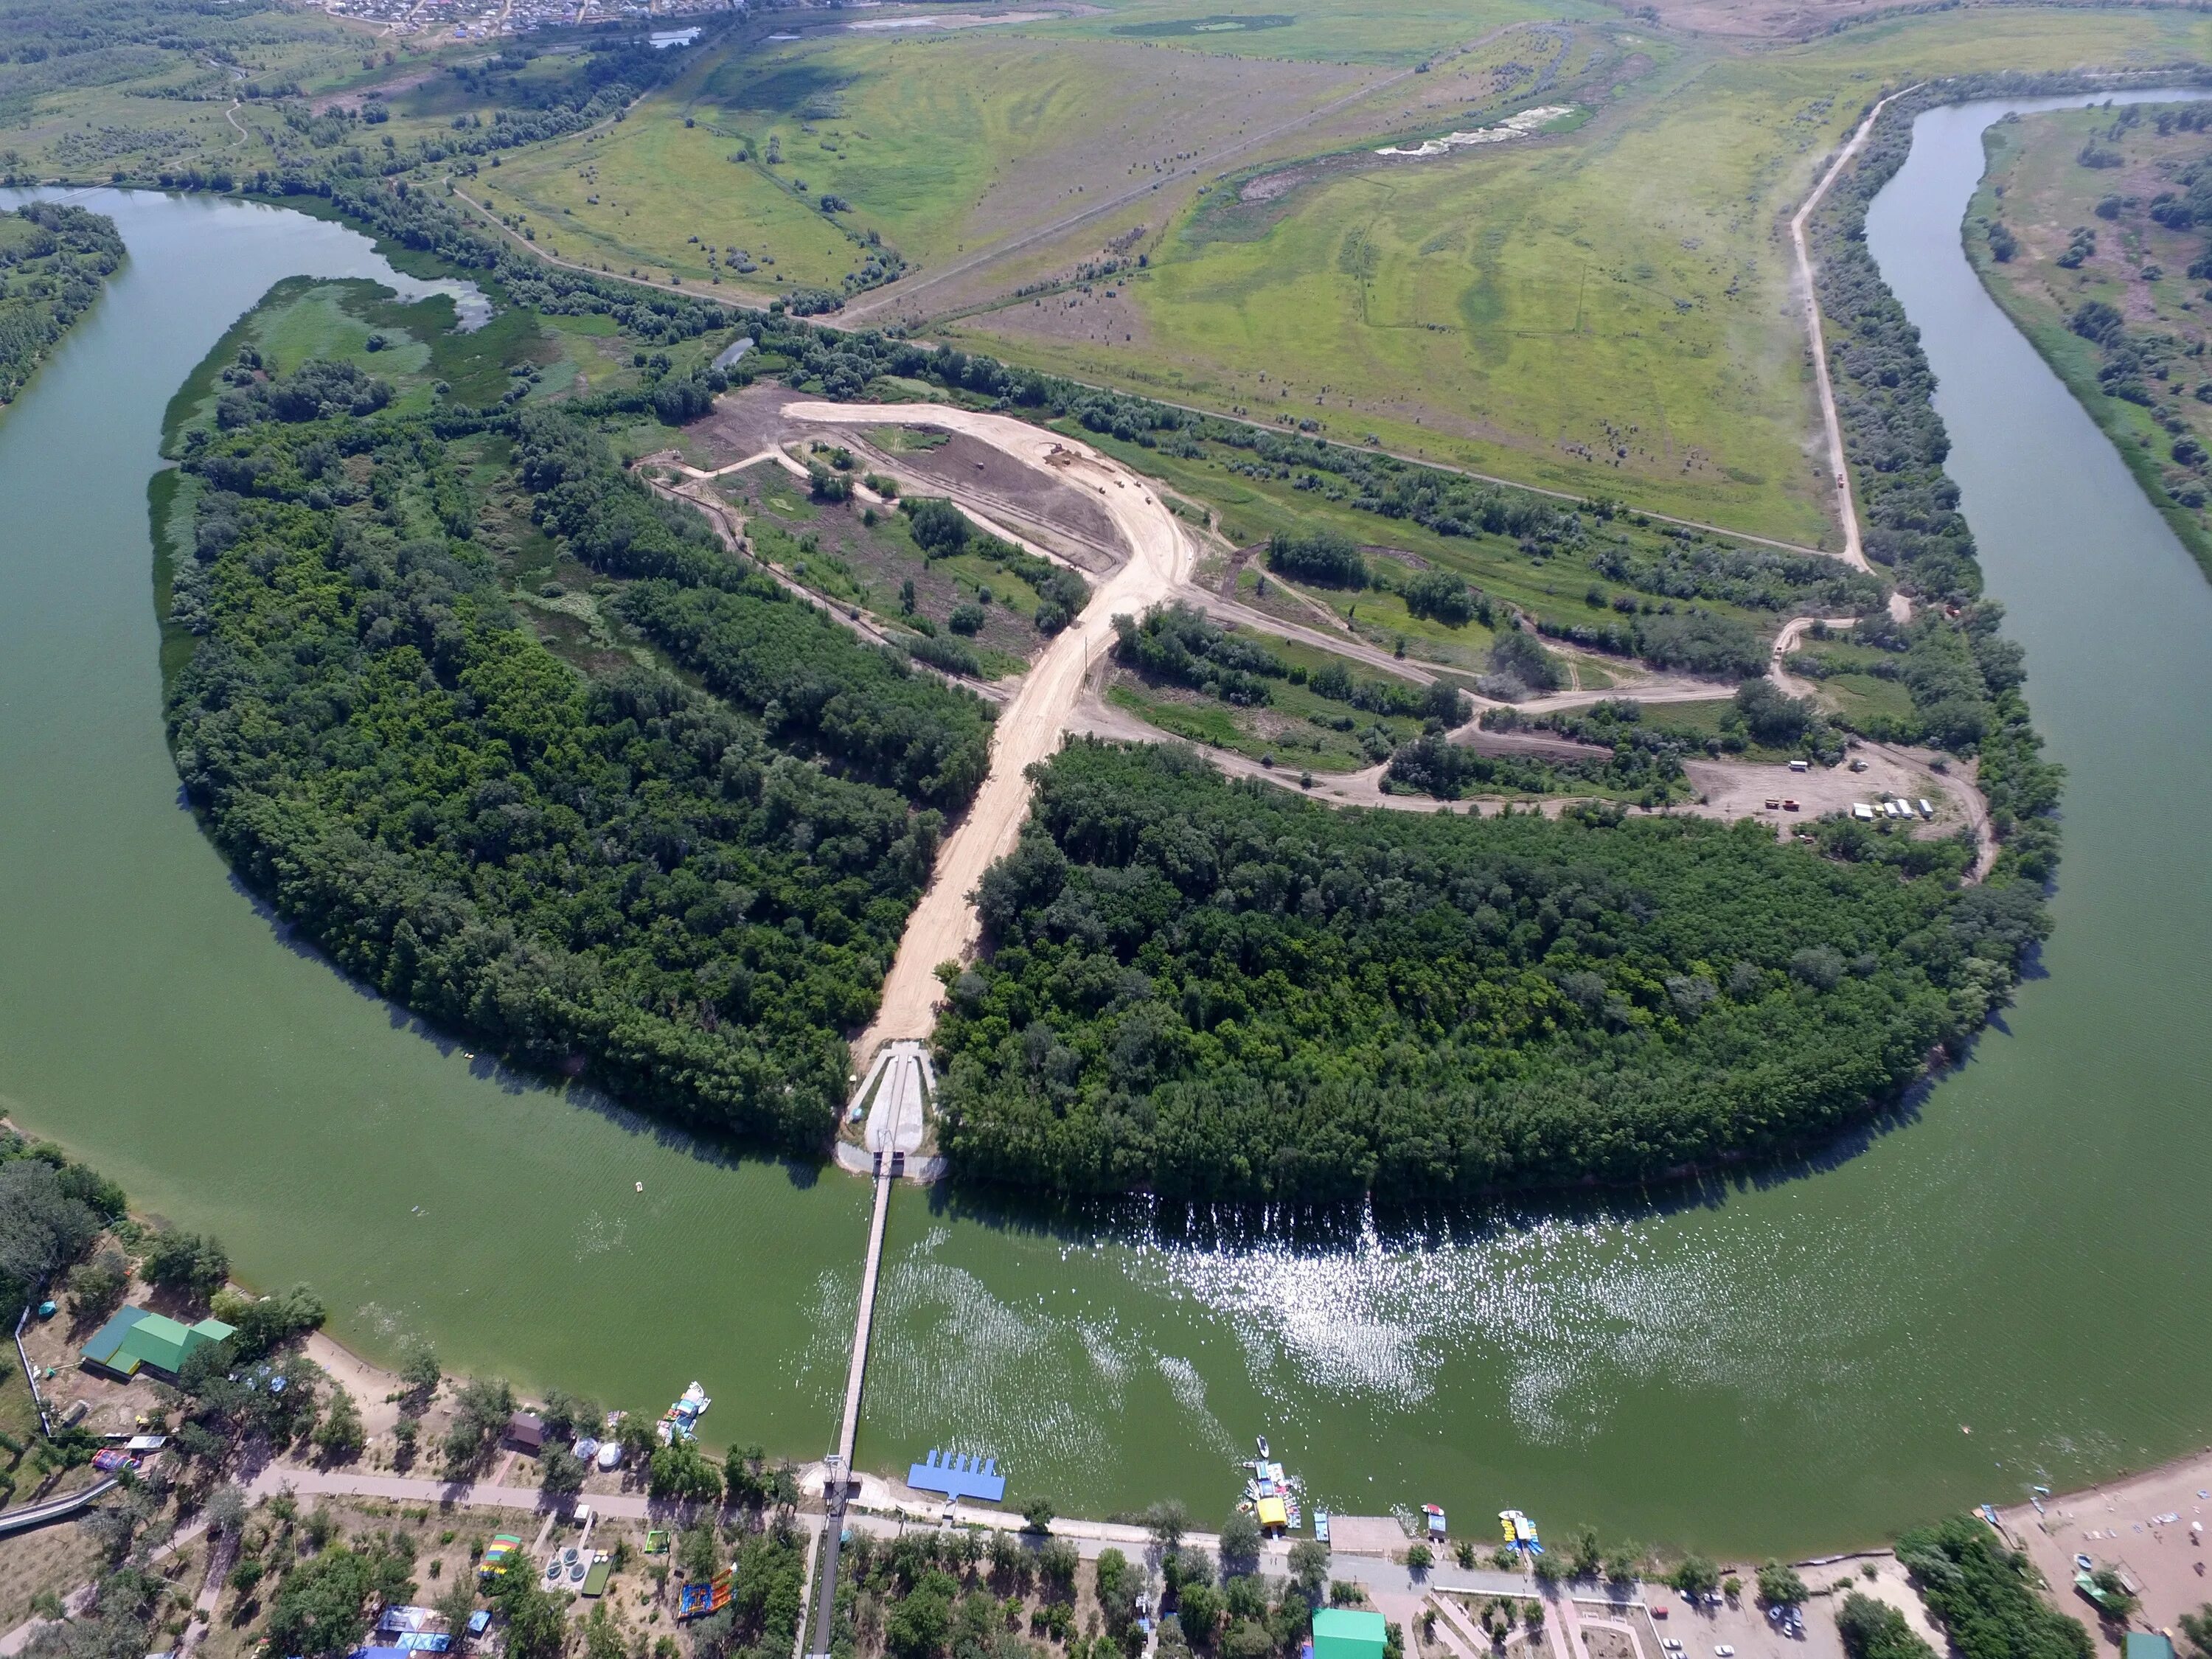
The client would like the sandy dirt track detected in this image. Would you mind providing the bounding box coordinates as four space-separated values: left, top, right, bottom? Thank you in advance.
1791 83 1921 628
781 403 1194 1060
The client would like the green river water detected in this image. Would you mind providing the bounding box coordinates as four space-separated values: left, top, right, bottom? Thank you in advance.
4 97 2209 1557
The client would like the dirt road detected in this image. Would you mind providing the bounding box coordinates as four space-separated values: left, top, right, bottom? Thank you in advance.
1790 86 1919 582
782 403 1194 1060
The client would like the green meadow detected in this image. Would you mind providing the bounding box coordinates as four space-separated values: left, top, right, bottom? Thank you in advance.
952 7 2212 546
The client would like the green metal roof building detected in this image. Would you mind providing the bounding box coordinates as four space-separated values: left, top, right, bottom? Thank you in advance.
2124 1635 2176 1659
1312 1609 1388 1659
80 1306 235 1380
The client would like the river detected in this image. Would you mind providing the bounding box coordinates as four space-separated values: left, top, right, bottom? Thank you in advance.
6 94 2211 1554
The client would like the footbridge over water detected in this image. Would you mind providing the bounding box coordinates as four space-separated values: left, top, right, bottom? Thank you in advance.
809 1040 932 1658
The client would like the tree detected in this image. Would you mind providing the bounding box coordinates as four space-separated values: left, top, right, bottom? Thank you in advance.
1568 1525 1601 1581
647 1439 723 1505
1837 1592 1935 1659
442 1377 515 1476
313 1386 366 1464
1176 1581 1222 1649
725 1443 768 1508
1756 1562 1808 1608
143 1228 231 1301
538 1389 599 1444
678 1524 719 1582
1267 528 1367 589
265 1545 386 1659
399 1343 440 1408
492 1549 570 1659
1146 1500 1189 1550
1604 1542 1642 1586
1022 1498 1055 1534
68 1248 128 1321
616 1411 661 1471
2089 1567 2136 1620
1219 1509 1261 1574
1037 1537 1079 1598
538 1444 586 1508
1487 628 1564 695
1287 1540 1329 1604
433 1572 479 1649
1405 1544 1432 1571
1668 1555 1719 1600
1095 1549 1138 1632
1733 678 1818 748
0 1158 100 1305
2181 1604 2212 1659
1722 1576 1743 1602
886 1571 956 1659
767 1462 799 1516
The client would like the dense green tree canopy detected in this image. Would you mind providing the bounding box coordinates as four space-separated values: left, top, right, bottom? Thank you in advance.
1896 1516 2090 1659
167 360 940 1153
935 742 2042 1203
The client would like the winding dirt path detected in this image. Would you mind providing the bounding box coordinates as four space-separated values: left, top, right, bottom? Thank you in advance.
782 403 1194 1060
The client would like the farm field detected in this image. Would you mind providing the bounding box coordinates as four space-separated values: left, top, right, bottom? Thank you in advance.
1969 100 2212 571
950 7 2212 543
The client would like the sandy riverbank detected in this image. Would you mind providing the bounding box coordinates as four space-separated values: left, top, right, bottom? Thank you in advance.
2000 1445 2212 1639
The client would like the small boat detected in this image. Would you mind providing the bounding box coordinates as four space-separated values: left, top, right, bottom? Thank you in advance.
1314 1512 1331 1543
1256 1436 1269 1458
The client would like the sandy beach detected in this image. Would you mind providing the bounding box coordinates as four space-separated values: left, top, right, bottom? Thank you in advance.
2000 1446 2212 1641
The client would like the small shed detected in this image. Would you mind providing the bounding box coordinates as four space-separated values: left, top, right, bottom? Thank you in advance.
1312 1609 1388 1659
2123 1637 2175 1659
505 1411 546 1453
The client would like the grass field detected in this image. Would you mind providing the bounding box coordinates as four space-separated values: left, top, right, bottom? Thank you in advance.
947 7 2212 544
1027 0 1607 66
1969 102 2212 573
472 24 1391 296
474 103 865 293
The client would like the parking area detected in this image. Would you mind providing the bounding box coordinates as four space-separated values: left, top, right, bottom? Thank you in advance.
1637 1591 1849 1659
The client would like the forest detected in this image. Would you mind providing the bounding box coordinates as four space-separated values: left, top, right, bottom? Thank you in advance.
931 741 2046 1203
0 201 122 404
166 348 946 1152
618 579 993 809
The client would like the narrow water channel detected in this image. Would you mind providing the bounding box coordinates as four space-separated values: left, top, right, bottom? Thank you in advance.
4 96 2211 1557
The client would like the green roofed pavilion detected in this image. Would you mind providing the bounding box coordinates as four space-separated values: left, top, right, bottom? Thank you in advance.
79 1306 234 1380
1312 1608 1388 1659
